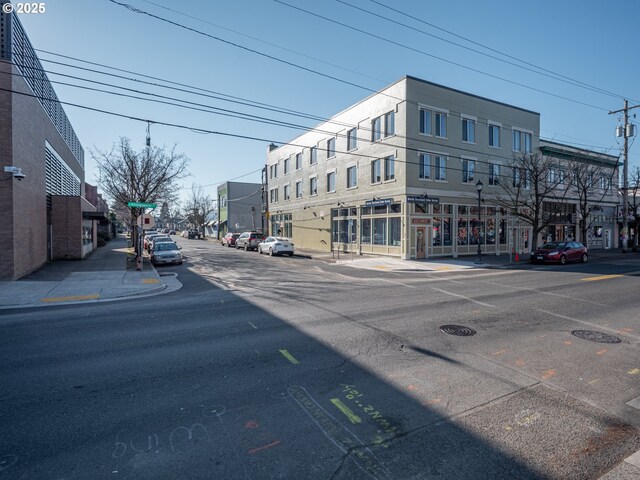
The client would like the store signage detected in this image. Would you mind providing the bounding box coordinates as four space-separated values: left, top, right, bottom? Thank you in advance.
406 195 439 204
365 198 392 206
411 218 431 224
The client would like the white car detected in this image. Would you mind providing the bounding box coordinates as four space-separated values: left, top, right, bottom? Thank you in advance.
150 241 183 265
258 236 294 256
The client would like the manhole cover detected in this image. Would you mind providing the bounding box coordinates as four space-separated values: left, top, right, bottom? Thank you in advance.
571 330 622 344
440 325 476 336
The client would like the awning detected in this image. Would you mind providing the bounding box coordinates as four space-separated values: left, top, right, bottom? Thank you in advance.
83 211 109 221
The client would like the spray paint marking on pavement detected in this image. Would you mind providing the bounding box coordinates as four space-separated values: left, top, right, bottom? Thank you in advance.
248 322 258 329
41 294 100 303
279 349 299 365
581 274 623 282
330 398 362 424
248 440 281 455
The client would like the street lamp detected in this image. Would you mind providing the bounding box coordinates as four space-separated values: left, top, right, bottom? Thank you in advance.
475 180 483 264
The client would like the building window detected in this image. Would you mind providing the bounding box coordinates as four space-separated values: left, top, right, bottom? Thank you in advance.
374 218 387 245
284 157 290 174
327 171 336 193
347 165 357 188
361 218 371 244
372 117 381 142
327 137 336 158
371 159 381 183
435 112 447 138
384 156 395 181
347 128 357 151
419 153 431 179
548 168 556 183
558 169 566 185
310 176 318 195
462 117 475 143
384 111 395 137
489 124 500 148
389 217 401 246
489 163 500 186
283 184 290 200
270 188 278 203
599 175 608 190
310 147 317 165
462 159 475 183
295 152 302 170
419 108 431 135
512 168 521 188
513 129 532 153
296 180 303 198
269 164 278 179
435 155 447 181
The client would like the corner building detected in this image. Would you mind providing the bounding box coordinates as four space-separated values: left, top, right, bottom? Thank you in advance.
0 9 89 279
266 76 540 259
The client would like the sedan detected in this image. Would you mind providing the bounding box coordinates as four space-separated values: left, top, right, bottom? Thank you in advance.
148 235 171 253
221 232 240 247
258 236 294 256
150 241 183 265
531 241 588 265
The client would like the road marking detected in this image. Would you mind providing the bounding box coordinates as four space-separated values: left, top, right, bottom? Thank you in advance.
377 278 417 289
248 440 281 454
536 308 640 341
628 368 640 375
248 322 258 329
595 349 607 355
491 349 507 356
581 274 623 282
626 396 640 410
330 398 362 424
431 287 496 308
41 294 100 303
142 278 160 284
482 280 608 307
278 349 299 365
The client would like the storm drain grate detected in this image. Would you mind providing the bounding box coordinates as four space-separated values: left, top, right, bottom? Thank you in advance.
571 330 622 344
440 325 476 336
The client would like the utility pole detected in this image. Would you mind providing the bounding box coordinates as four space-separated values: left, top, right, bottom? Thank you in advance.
609 100 639 253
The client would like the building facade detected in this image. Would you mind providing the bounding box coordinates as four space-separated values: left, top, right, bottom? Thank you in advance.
0 9 88 278
266 76 543 259
216 182 263 238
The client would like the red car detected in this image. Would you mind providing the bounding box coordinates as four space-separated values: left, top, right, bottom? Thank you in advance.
531 241 588 265
221 232 240 247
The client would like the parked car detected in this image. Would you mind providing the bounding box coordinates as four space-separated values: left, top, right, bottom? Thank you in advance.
150 241 183 265
143 233 162 251
168 230 176 235
181 230 189 238
258 236 294 256
188 229 201 239
221 232 241 247
236 231 266 251
531 241 588 265
148 235 172 253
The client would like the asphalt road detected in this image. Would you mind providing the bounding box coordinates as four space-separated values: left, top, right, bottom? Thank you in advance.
1 239 639 479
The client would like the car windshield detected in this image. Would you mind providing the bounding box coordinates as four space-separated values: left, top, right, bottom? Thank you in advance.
155 242 178 251
275 237 289 242
540 242 565 250
153 237 170 243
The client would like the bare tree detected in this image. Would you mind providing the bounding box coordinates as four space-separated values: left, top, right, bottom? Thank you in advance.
489 153 569 252
93 137 188 254
183 184 216 238
568 159 616 247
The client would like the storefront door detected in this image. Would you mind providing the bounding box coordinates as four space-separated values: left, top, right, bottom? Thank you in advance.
416 227 426 259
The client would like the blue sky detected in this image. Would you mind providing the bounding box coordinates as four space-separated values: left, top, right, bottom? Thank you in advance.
20 0 640 205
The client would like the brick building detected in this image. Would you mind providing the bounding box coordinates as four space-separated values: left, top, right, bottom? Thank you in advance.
0 8 90 279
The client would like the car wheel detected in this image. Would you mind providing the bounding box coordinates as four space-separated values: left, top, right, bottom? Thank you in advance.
560 255 567 265
288 252 294 257
258 246 262 254
581 253 588 263
269 248 274 256
236 244 240 249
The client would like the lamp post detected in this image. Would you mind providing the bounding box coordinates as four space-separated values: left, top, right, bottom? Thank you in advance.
475 180 483 264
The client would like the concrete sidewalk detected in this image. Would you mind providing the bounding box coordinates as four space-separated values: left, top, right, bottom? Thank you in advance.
0 236 179 309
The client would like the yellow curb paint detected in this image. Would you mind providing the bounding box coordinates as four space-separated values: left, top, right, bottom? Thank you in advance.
41 294 100 303
433 265 454 271
278 349 299 365
142 278 160 284
628 368 640 375
581 274 623 282
330 398 362 424
373 266 388 270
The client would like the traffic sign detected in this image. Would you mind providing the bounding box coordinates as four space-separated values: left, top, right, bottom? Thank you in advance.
127 201 157 209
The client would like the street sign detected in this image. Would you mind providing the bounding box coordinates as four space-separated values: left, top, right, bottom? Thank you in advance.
127 201 157 209
406 195 440 204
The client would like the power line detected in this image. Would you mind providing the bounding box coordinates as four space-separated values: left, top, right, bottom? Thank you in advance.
360 0 638 103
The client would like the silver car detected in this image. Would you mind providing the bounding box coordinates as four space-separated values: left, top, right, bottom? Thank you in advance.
150 241 183 265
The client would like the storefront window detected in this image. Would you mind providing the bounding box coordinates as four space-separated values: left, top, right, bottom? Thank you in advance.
469 219 481 245
82 226 93 245
442 218 452 245
486 218 496 244
361 219 371 244
374 218 387 245
389 218 401 246
433 217 441 246
415 203 428 214
390 203 401 214
499 219 506 244
373 205 387 215
443 205 452 214
458 205 468 215
361 206 372 216
457 219 468 245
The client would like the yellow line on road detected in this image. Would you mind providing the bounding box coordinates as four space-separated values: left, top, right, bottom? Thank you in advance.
278 349 299 365
330 398 361 424
41 294 100 303
581 274 623 282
